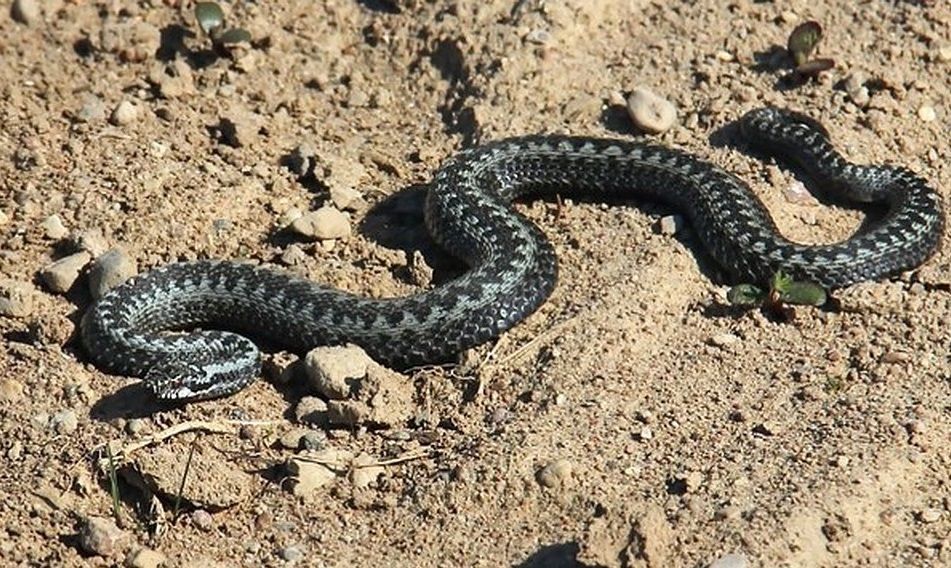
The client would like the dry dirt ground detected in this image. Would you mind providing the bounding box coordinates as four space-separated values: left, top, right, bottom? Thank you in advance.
1 1 950 566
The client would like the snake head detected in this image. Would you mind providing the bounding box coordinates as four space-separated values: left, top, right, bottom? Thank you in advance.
144 354 259 402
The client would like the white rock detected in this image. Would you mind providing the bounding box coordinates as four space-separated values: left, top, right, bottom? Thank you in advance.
626 87 677 133
289 206 351 241
917 105 936 123
11 0 41 25
110 101 139 126
41 252 92 293
656 215 685 236
41 214 69 240
537 458 574 488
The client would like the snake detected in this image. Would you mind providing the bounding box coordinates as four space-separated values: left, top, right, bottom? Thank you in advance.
80 107 945 401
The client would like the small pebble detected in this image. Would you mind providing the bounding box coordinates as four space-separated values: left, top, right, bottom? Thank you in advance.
537 458 574 488
0 279 37 317
7 441 23 460
70 228 109 257
919 508 941 523
11 0 40 25
299 430 326 451
637 426 653 441
281 244 307 266
525 29 552 44
125 418 148 436
682 470 703 492
279 429 308 450
917 105 936 123
191 509 214 531
51 410 78 434
407 250 433 288
289 207 351 241
110 101 139 126
79 516 127 557
937 45 951 63
710 553 748 568
280 545 305 562
784 180 817 205
286 455 338 496
88 248 137 299
294 396 329 426
40 252 92 293
709 333 740 347
41 214 69 240
329 185 367 212
125 547 167 568
0 378 26 402
626 87 677 133
76 95 107 123
656 215 685 236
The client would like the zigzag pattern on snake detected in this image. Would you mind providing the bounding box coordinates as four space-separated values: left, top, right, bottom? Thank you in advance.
80 107 945 401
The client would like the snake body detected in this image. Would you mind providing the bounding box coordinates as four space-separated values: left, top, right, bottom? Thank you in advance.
81 108 945 401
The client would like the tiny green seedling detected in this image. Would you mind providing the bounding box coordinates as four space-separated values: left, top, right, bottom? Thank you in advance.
728 270 827 311
194 2 252 52
786 21 835 79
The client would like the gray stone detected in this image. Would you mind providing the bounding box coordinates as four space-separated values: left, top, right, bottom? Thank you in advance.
88 248 137 298
79 516 127 557
41 252 92 293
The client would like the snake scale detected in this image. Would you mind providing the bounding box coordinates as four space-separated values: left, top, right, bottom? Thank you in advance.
81 107 945 401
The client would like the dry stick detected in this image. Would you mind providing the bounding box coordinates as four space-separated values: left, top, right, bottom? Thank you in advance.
95 419 285 471
292 448 431 470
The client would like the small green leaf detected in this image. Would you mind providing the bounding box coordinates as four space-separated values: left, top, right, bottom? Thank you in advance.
778 281 827 306
787 21 823 66
215 28 252 46
728 284 767 306
195 2 225 35
770 270 794 294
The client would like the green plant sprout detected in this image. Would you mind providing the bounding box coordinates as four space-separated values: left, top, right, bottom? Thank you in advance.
194 2 251 51
786 21 835 79
727 269 827 310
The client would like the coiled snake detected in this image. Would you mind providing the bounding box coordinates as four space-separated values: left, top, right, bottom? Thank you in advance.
81 107 945 401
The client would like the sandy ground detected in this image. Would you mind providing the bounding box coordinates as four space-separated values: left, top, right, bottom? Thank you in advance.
1 0 949 566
